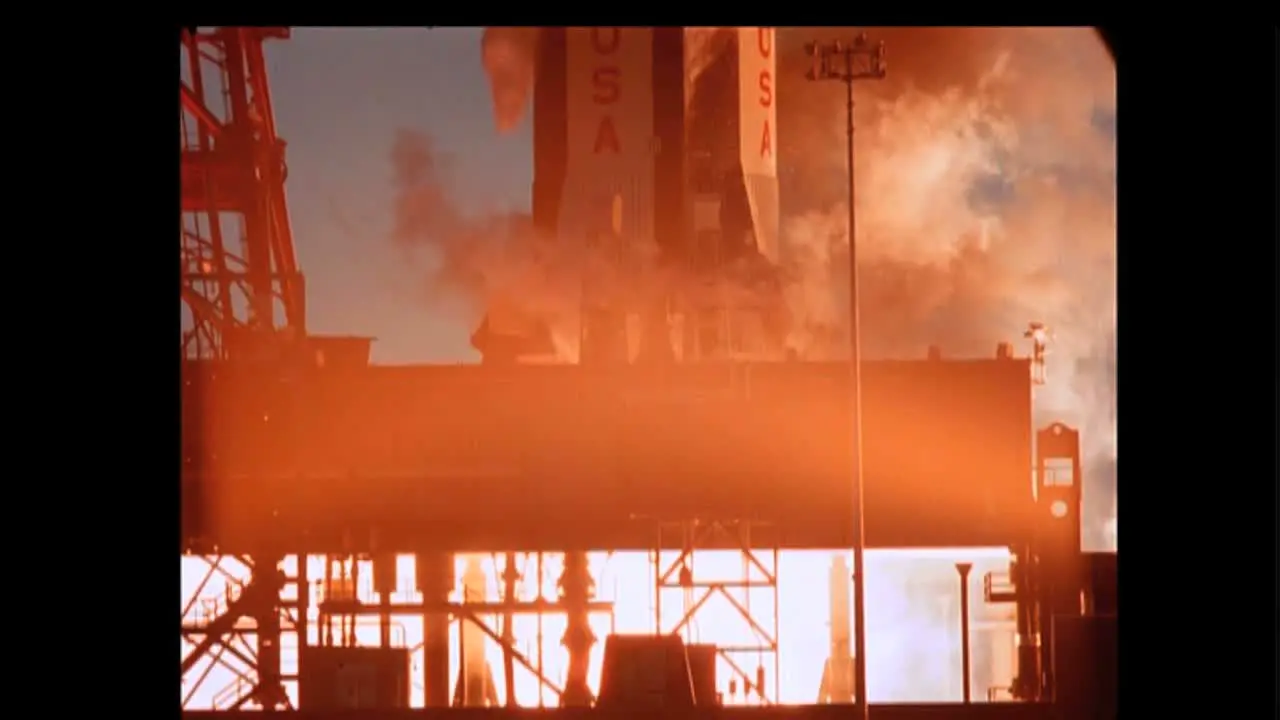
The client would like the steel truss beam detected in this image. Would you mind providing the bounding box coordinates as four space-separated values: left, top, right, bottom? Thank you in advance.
179 26 304 360
181 555 297 710
654 519 781 704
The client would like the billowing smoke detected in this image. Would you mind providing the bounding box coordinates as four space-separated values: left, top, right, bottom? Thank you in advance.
481 27 541 132
774 28 1115 550
389 128 584 359
391 127 763 362
469 27 1115 551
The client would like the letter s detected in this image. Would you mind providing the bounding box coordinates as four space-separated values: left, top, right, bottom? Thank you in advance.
593 67 620 104
758 70 772 108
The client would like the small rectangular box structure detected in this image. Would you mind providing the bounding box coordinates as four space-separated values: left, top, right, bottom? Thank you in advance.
305 335 373 370
597 634 696 709
684 643 719 705
297 646 409 710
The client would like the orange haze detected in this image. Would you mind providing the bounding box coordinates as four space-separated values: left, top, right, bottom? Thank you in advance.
468 27 1116 550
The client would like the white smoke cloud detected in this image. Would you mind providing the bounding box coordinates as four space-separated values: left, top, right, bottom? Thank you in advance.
468 27 1117 550
777 28 1116 550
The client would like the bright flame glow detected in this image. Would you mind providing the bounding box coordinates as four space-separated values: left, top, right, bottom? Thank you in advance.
181 548 1015 708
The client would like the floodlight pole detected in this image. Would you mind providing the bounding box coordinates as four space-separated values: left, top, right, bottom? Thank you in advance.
805 33 886 720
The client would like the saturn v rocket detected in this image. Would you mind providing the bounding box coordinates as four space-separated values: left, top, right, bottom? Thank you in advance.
477 27 784 365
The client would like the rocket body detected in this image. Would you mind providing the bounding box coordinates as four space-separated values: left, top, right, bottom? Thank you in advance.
685 27 779 266
560 28 661 364
559 28 657 257
524 26 783 364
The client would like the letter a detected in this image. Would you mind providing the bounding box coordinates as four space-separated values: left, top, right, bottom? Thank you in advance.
759 119 772 158
594 117 621 154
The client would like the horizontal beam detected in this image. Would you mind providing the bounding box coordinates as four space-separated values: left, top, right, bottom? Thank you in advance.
182 703 1060 720
181 83 225 138
181 359 1066 555
180 520 1013 556
317 600 614 615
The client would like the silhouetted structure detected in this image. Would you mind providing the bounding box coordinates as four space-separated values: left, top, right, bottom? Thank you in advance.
179 25 1117 720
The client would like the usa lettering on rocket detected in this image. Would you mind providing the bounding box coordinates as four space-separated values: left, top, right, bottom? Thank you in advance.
545 27 782 270
756 27 773 160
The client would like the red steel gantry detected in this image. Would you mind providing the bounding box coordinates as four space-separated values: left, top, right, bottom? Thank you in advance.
180 26 305 711
180 27 305 360
654 520 781 706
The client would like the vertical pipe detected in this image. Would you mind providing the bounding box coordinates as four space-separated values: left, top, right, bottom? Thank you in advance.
297 553 310 679
380 598 390 649
502 553 518 706
559 551 596 706
653 545 662 634
347 557 359 647
455 612 468 706
254 554 286 708
844 69 870 720
772 544 781 702
418 552 453 707
536 552 545 708
375 553 394 649
956 562 974 704
321 556 333 647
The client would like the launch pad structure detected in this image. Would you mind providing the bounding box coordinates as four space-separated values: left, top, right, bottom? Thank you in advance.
180 27 1117 720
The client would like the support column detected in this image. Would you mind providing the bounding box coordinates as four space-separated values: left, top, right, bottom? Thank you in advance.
373 553 396 648
252 554 288 708
1011 548 1042 701
558 551 596 706
956 562 974 704
502 553 518 707
297 554 310 682
418 553 454 707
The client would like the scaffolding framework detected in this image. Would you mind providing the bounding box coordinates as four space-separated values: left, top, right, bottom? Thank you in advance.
180 27 305 360
181 553 616 710
180 555 297 710
652 519 781 704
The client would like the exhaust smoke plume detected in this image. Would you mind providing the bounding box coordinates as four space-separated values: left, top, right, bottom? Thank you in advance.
466 27 1115 551
390 128 586 359
390 128 776 362
481 27 540 132
775 28 1115 551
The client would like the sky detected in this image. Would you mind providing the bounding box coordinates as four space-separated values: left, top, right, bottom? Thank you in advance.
262 27 528 362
